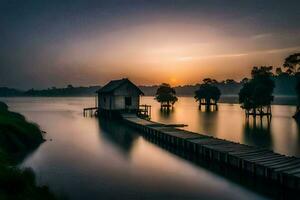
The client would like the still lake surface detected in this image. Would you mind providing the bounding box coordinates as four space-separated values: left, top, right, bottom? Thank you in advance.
1 97 299 199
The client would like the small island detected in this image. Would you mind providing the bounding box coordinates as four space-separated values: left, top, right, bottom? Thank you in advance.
155 83 178 110
194 78 221 111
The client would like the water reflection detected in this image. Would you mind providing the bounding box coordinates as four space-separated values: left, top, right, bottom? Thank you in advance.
98 118 138 154
159 108 174 120
243 118 272 148
199 104 218 112
197 110 219 137
141 97 300 157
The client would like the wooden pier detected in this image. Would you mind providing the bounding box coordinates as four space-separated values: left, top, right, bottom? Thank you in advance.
121 114 300 191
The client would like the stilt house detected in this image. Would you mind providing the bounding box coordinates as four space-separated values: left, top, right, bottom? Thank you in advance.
96 78 144 115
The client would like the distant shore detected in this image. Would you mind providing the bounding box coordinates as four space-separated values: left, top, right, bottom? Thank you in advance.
0 95 297 106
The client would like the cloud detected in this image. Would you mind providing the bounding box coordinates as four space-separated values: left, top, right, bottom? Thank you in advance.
259 46 300 54
175 46 300 62
251 33 272 40
175 53 248 62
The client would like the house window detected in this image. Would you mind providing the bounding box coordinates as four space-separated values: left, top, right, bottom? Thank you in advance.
125 97 132 106
103 97 106 103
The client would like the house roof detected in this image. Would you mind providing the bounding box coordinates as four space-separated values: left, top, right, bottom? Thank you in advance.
96 78 144 95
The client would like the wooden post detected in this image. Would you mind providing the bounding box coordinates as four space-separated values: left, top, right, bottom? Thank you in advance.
95 94 98 107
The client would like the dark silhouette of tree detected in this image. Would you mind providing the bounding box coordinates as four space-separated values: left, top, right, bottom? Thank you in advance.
203 78 218 84
67 84 74 89
225 79 237 84
155 83 178 109
276 67 283 76
195 78 221 110
239 66 275 119
241 78 249 84
283 53 300 75
284 53 300 121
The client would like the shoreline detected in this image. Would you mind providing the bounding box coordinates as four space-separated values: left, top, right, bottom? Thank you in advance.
0 101 57 199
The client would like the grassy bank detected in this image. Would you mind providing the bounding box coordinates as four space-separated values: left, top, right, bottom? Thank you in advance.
0 101 57 200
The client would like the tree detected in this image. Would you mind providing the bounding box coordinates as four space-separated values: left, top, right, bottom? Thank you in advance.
203 78 218 84
239 66 275 118
283 53 300 121
275 67 283 76
194 78 221 110
225 79 236 84
283 53 300 75
241 78 249 84
155 83 178 109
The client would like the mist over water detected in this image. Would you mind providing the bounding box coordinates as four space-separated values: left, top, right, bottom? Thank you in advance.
0 97 298 199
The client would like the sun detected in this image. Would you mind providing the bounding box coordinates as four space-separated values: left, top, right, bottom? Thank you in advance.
170 77 177 86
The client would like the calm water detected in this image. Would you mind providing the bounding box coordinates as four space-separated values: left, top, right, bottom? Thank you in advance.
1 97 298 199
141 96 300 157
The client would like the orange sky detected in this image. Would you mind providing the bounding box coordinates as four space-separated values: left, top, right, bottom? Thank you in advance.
1 1 300 88
60 22 300 86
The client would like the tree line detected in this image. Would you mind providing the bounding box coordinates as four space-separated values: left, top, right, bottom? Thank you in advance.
1 76 297 98
0 85 101 97
154 53 300 122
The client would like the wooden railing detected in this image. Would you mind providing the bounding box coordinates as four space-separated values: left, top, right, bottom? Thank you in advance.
138 104 151 119
83 107 98 117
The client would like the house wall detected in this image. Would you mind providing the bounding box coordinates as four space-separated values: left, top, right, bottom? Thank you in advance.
113 95 139 110
98 94 114 110
113 83 140 110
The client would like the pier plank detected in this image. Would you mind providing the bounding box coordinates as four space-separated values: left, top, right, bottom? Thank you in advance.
256 157 294 166
282 166 300 175
272 161 300 171
246 154 284 162
250 156 288 165
242 153 280 161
